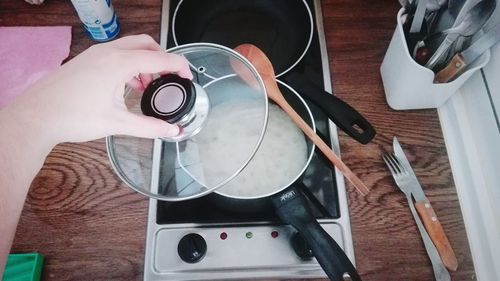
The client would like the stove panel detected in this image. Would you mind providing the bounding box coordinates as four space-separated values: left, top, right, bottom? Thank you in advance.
153 223 343 272
151 223 344 280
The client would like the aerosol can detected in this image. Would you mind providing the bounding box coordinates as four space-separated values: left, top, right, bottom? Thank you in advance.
70 0 120 42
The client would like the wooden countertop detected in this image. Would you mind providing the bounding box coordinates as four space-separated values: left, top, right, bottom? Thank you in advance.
1 0 475 280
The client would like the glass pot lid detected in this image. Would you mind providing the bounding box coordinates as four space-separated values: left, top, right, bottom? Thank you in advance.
106 43 268 201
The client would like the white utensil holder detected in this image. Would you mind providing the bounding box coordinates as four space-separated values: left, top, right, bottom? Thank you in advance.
380 8 491 110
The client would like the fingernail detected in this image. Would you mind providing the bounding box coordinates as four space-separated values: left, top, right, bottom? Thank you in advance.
182 72 193 80
177 126 184 136
167 125 182 137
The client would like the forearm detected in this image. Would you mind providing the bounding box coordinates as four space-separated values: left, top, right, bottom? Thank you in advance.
0 103 54 278
0 35 191 278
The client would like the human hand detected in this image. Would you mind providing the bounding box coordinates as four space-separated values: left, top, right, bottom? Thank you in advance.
7 34 192 147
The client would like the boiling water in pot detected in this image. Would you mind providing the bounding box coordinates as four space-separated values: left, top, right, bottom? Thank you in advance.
216 103 308 197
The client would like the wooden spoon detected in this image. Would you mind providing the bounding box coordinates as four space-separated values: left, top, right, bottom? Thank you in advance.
234 44 370 196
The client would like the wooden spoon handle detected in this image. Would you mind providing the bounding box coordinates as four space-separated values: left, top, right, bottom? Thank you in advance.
232 43 370 196
270 84 370 196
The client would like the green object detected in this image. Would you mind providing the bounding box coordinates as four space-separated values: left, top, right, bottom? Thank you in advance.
245 232 253 239
2 253 44 281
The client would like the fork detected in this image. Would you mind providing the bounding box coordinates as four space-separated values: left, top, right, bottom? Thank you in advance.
383 153 451 281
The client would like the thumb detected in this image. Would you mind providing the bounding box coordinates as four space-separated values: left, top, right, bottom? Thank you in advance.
118 113 180 139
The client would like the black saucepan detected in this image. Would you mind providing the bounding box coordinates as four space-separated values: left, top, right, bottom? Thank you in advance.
172 0 376 144
172 0 313 77
209 81 362 281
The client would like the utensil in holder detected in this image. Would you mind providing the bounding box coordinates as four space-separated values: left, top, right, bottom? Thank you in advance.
380 8 490 110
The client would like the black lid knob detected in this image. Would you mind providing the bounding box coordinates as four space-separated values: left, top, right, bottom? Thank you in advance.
177 233 207 263
291 232 313 260
141 74 195 123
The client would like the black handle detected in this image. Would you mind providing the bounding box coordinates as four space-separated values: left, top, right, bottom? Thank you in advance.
402 14 429 56
272 186 362 281
285 74 375 144
141 74 195 123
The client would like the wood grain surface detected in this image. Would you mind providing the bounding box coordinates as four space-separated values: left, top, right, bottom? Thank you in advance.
1 0 475 280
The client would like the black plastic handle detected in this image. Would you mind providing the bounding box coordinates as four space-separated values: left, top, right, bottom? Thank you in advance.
402 13 429 57
271 186 362 281
285 73 375 144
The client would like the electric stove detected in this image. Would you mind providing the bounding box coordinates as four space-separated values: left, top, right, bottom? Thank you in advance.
144 1 356 280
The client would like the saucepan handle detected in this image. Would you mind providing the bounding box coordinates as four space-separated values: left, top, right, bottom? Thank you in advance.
285 73 375 144
271 186 362 281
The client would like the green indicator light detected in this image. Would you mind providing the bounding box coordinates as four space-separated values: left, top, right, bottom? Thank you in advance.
245 232 253 239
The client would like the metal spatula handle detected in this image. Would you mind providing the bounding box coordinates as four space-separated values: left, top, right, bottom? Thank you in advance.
425 33 459 69
410 0 429 33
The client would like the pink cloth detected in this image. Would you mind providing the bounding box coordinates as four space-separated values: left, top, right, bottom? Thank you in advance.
0 26 71 108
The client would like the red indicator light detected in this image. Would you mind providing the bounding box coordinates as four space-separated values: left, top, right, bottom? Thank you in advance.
271 231 279 238
220 232 228 240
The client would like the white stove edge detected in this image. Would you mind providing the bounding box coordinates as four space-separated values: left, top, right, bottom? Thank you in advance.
438 43 500 280
316 0 357 268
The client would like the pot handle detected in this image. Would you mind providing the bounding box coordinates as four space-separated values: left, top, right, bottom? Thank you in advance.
272 186 362 281
285 73 375 144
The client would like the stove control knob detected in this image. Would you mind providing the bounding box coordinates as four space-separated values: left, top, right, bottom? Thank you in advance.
291 232 313 260
178 233 207 263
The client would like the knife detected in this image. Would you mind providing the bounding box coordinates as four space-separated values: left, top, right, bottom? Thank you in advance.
435 22 500 83
393 138 458 272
